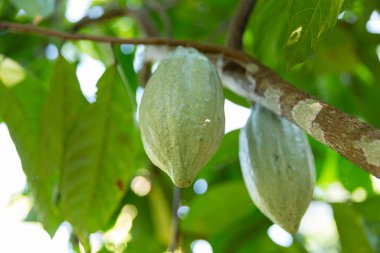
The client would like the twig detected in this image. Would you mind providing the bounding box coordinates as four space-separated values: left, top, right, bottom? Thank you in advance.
72 9 128 31
146 0 172 37
225 0 257 50
72 8 160 37
1 21 380 178
0 22 249 61
168 186 181 252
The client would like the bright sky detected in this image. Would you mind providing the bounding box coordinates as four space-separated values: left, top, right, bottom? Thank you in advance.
2 3 380 253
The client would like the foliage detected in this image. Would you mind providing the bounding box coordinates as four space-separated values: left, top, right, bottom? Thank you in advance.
1 0 380 252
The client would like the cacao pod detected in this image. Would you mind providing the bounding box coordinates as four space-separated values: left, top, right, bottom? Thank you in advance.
239 105 315 233
139 47 225 188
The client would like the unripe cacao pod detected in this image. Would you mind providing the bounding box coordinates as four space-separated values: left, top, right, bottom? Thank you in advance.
239 105 315 233
139 47 225 188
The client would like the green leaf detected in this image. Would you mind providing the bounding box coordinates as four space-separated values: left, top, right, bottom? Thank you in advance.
245 0 288 70
114 45 139 95
352 197 380 222
182 180 254 237
332 203 376 253
199 130 241 182
224 89 250 108
60 66 139 233
338 158 373 194
233 229 307 253
10 0 54 17
0 0 18 19
37 57 87 234
77 40 114 66
0 80 62 235
316 148 373 194
11 77 47 134
147 177 172 245
305 28 360 74
362 221 380 252
40 57 87 187
170 0 236 42
124 193 166 252
285 0 347 67
210 212 271 253
0 81 38 179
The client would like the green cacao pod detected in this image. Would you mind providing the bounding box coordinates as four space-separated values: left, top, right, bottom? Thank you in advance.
239 105 315 233
139 47 225 188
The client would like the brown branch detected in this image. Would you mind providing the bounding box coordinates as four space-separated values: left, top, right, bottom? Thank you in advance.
1 21 380 178
225 0 256 50
72 8 160 37
146 0 172 37
0 22 250 62
72 9 127 31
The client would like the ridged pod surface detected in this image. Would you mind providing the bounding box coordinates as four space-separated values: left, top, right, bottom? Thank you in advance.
139 47 225 188
239 105 315 233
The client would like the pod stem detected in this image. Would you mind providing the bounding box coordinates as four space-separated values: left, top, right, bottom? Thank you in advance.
168 185 181 252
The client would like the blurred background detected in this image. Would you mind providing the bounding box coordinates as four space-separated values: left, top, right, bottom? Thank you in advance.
1 0 380 252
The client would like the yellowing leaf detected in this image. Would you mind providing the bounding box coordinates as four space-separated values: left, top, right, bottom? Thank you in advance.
0 55 25 87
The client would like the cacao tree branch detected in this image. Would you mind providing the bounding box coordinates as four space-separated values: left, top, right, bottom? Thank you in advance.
1 21 380 178
225 0 256 50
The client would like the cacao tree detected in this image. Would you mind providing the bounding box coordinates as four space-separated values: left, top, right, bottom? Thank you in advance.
1 0 380 252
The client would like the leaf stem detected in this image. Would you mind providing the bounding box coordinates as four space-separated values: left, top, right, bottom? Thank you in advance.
168 185 181 252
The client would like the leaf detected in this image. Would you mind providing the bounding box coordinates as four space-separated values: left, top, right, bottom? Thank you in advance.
77 40 114 66
11 76 48 134
0 0 18 19
338 158 373 194
170 0 236 41
147 177 172 245
0 81 38 179
40 57 87 190
199 130 241 182
352 197 380 222
224 89 250 108
233 228 307 253
362 221 380 252
246 0 288 70
37 57 87 234
0 54 26 86
0 80 62 235
305 28 360 74
60 66 139 233
332 203 376 253
182 180 254 237
10 0 54 17
114 45 139 95
316 148 373 194
285 0 347 67
124 192 166 252
210 212 271 253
